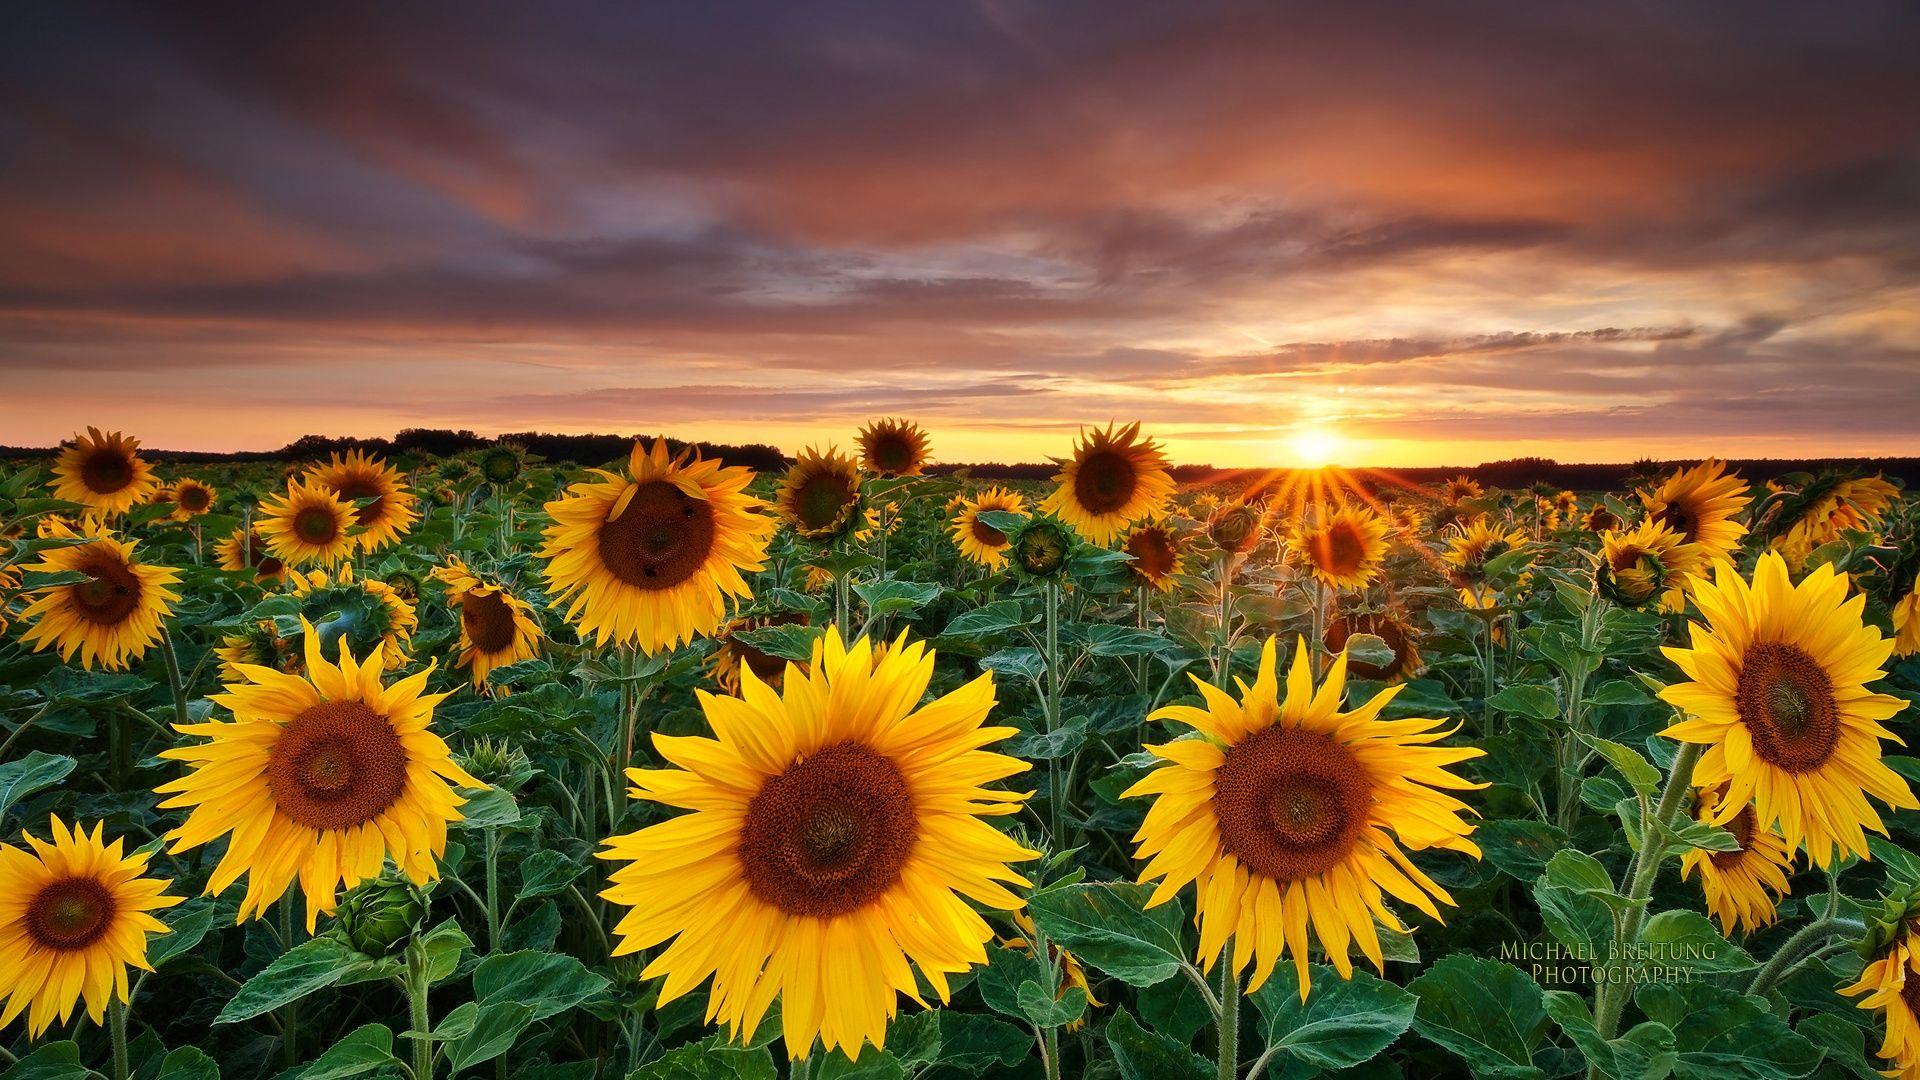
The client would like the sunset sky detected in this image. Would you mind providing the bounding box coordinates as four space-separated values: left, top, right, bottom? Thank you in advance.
3 2 1917 467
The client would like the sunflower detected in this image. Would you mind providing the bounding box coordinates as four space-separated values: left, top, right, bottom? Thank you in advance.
48 428 159 518
1126 637 1482 997
776 446 866 543
214 526 290 585
541 439 775 653
1386 505 1426 543
0 818 181 1036
999 910 1103 1033
157 621 484 930
1583 504 1621 533
856 418 931 477
0 564 18 637
1442 519 1528 589
1895 573 1920 658
1040 423 1175 546
1439 476 1482 506
1123 520 1187 592
1291 505 1390 591
802 565 835 594
257 480 359 568
1641 460 1751 572
304 450 420 553
1772 475 1901 568
707 612 810 693
216 620 301 683
599 630 1037 1059
429 559 543 693
288 566 418 670
1658 553 1915 868
1593 520 1689 608
17 521 181 671
1842 914 1920 1078
165 478 217 522
1677 786 1791 936
1323 611 1423 684
1208 502 1265 557
949 486 1027 570
477 444 526 487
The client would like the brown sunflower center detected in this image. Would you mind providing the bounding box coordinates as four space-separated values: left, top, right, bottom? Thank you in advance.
1315 522 1365 576
1709 804 1756 870
294 505 341 545
792 472 856 532
1213 727 1371 881
331 477 387 526
869 434 916 474
71 552 141 626
1127 529 1177 580
739 741 917 918
27 878 116 951
1903 966 1920 1018
1073 449 1138 514
1652 501 1695 542
266 701 410 830
598 481 717 591
1734 641 1839 774
80 449 134 495
461 590 518 653
178 486 211 512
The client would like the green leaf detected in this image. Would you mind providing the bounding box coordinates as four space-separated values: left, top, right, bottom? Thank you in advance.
419 919 473 985
940 600 1035 639
1074 624 1177 657
924 1011 1030 1075
980 647 1045 682
1408 954 1550 1079
146 897 219 968
1635 911 1755 976
1654 817 1740 854
472 950 611 1021
975 944 1048 1019
1633 981 1822 1079
1587 680 1653 707
215 938 367 1024
1250 962 1417 1069
729 623 824 663
973 510 1028 534
1795 1013 1882 1080
814 1049 906 1080
1578 734 1661 795
515 849 584 900
0 1041 94 1080
625 1038 776 1080
0 752 77 825
1029 882 1189 988
1541 991 1676 1080
456 787 522 829
1338 632 1397 671
1488 685 1560 722
1105 1008 1210 1080
853 579 941 618
1016 981 1088 1029
1478 820 1572 884
295 1024 399 1080
153 1048 220 1080
444 1001 537 1074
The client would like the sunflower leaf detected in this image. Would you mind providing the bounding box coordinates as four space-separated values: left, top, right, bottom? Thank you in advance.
1028 882 1188 988
0 751 76 827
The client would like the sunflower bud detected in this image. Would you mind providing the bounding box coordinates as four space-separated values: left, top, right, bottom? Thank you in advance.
329 873 429 957
479 446 523 485
383 570 423 602
1208 503 1263 555
1861 878 1920 960
1011 519 1071 578
458 736 535 792
1596 551 1665 607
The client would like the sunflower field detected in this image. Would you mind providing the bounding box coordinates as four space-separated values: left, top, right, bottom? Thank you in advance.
2 422 1919 1080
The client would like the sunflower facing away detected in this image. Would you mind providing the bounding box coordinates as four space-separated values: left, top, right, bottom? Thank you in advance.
542 439 775 652
949 486 1027 570
48 428 160 518
257 480 359 567
707 612 809 693
1442 518 1527 589
1677 785 1791 936
1125 637 1483 998
157 621 484 929
1843 903 1920 1079
17 520 181 671
164 477 216 522
1659 553 1915 868
1122 520 1187 592
307 449 421 552
776 446 866 543
1896 572 1920 659
430 559 543 692
1583 504 1622 533
214 526 289 585
1641 459 1752 572
1040 423 1176 546
1771 474 1900 568
1594 520 1689 609
855 418 932 477
1323 610 1424 684
216 619 301 683
289 566 418 670
0 818 181 1036
599 630 1037 1060
1292 505 1390 591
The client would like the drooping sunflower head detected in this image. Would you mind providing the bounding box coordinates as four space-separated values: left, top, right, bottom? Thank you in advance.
1290 504 1390 591
1583 504 1622 533
216 619 302 683
1207 501 1265 557
541 439 775 652
1387 504 1426 542
214 526 289 585
257 479 359 567
1442 518 1528 588
1769 473 1901 569
306 449 420 552
949 486 1027 569
477 444 526 486
1126 637 1483 998
158 620 484 929
855 418 931 477
1122 520 1187 592
1640 459 1752 569
1439 475 1483 506
289 565 418 670
0 817 181 1036
165 477 217 521
1009 516 1074 579
1323 610 1424 684
776 446 866 543
49 428 159 517
1678 785 1791 936
1039 422 1175 545
1594 520 1688 608
1553 490 1579 516
429 559 543 692
707 611 810 692
1842 884 1920 1077
1659 553 1917 869
1895 571 1920 659
17 520 181 671
600 629 1037 1059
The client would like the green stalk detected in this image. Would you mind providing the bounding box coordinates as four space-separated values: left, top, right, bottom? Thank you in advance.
406 941 434 1080
1043 581 1064 844
1214 556 1234 684
280 899 301 1067
484 828 503 953
108 999 129 1080
160 623 191 730
1591 740 1700 1041
1216 957 1240 1080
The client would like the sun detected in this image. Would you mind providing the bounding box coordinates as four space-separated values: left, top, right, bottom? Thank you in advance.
1288 426 1342 469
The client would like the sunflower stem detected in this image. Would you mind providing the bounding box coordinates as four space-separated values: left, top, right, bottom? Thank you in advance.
1592 739 1700 1041
1216 956 1240 1080
1043 580 1065 845
406 939 434 1080
484 827 503 953
1214 555 1234 685
108 998 129 1080
160 623 191 732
